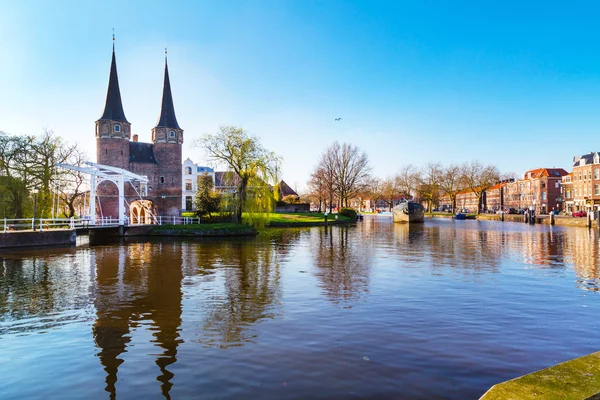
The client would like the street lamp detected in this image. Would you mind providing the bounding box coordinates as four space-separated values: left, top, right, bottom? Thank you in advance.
32 186 39 231
162 193 166 216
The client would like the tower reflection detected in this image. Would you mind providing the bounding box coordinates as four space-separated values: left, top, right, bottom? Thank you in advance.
92 242 183 399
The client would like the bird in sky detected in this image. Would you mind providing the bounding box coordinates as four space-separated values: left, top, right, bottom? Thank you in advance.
335 118 342 121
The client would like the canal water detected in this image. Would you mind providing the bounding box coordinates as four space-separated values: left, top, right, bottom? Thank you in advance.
1 217 600 399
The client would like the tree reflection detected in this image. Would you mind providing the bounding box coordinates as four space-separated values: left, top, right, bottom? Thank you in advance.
199 236 286 348
0 248 90 335
311 226 371 304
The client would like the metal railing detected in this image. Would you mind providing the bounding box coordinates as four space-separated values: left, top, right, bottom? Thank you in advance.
2 216 201 232
2 218 77 232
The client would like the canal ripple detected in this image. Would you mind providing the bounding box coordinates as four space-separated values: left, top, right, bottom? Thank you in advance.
1 217 600 399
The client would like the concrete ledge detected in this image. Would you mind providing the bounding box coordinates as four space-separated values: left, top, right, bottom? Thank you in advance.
431 214 594 227
480 352 600 400
0 230 76 249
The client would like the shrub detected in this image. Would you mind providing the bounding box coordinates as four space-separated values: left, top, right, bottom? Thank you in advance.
282 194 300 204
338 208 358 220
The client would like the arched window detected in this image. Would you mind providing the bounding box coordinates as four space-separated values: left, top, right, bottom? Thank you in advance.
114 124 121 132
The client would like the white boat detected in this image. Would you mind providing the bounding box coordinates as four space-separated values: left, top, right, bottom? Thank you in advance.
393 202 425 223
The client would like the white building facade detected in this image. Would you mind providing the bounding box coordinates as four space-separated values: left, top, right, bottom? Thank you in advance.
182 158 214 211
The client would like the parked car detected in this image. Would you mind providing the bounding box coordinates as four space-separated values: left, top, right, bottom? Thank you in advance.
572 211 587 217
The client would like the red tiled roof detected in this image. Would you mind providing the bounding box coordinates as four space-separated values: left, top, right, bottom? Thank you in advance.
523 168 568 179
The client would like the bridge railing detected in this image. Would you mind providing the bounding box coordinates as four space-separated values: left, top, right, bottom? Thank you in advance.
155 216 200 225
2 217 78 232
2 216 202 232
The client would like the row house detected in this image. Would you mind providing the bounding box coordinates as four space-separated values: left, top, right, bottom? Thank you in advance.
504 168 566 213
455 188 485 213
562 152 600 213
486 183 504 211
438 168 564 214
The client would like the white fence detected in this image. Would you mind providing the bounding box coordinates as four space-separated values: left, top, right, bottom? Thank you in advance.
2 216 201 232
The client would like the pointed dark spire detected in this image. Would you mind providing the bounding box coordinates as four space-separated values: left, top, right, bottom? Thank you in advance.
155 52 180 129
99 38 128 123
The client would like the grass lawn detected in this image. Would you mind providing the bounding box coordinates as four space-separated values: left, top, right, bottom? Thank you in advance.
176 212 355 228
268 212 353 226
149 223 257 236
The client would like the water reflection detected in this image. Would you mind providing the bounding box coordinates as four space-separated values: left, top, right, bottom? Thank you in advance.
195 236 288 348
92 242 183 399
3 221 600 399
0 248 92 334
311 226 371 304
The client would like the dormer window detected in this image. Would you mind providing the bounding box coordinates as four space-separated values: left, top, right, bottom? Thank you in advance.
580 158 586 166
169 130 175 138
114 124 121 132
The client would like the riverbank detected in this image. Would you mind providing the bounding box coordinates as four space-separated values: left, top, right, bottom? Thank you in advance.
267 212 354 227
0 229 76 249
480 351 600 400
426 213 594 227
143 223 258 237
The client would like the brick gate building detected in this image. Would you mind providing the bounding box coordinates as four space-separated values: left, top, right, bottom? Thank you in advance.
95 44 183 222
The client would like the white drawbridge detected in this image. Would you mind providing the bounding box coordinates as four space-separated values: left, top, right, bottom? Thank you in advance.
55 162 148 226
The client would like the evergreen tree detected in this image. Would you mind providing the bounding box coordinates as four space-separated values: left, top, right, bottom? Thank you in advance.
194 174 221 219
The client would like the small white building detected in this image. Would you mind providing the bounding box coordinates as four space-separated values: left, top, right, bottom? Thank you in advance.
182 158 214 210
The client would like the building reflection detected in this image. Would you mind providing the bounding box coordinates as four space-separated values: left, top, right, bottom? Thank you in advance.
372 221 504 275
92 242 183 399
558 228 600 291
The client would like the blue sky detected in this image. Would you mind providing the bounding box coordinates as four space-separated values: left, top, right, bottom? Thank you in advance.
2 1 600 191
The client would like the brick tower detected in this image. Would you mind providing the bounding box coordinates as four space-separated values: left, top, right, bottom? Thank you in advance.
151 53 183 216
95 41 130 218
95 42 131 170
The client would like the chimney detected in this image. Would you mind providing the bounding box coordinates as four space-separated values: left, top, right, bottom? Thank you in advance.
133 134 138 142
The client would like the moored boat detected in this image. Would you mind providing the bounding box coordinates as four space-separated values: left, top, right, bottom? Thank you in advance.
392 201 425 223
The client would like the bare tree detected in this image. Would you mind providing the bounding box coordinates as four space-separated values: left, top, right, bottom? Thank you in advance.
380 176 402 211
312 142 371 211
365 177 383 212
415 162 441 212
317 146 338 213
58 145 88 218
460 160 500 214
334 142 371 207
395 164 419 200
437 164 462 213
22 130 79 218
306 167 328 212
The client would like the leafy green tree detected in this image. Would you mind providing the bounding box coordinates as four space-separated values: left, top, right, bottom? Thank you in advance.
197 126 281 225
194 174 221 219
